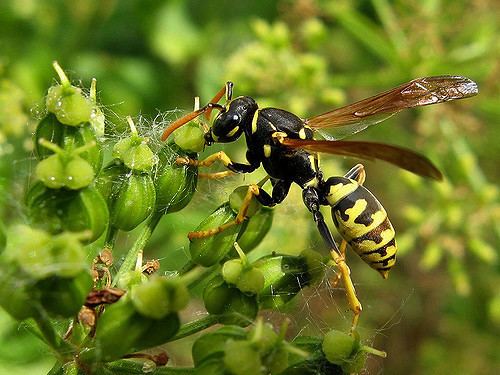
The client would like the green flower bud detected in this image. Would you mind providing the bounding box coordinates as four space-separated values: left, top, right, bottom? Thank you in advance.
90 298 180 362
131 276 189 319
113 118 157 172
254 251 323 309
192 326 247 366
173 121 205 153
34 114 103 172
154 145 198 213
190 203 242 267
35 150 94 190
21 230 88 280
45 62 93 126
223 340 261 375
248 321 279 355
108 173 156 231
55 92 93 126
203 276 258 326
236 207 273 252
222 259 244 285
321 329 356 365
236 268 265 295
26 183 109 243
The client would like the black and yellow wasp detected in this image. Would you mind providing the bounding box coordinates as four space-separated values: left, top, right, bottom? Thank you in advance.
162 76 478 328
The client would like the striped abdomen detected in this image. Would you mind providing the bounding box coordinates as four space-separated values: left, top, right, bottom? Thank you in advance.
325 177 397 279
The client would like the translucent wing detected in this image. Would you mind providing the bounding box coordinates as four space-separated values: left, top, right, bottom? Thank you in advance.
281 138 443 180
306 76 478 140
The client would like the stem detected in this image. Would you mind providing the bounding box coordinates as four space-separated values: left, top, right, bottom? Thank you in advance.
112 212 163 287
90 78 97 102
126 116 138 135
104 225 118 250
233 242 248 266
360 345 387 358
105 360 195 374
38 138 64 155
168 314 220 342
52 61 70 87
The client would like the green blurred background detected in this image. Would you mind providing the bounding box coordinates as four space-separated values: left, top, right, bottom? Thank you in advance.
0 0 498 374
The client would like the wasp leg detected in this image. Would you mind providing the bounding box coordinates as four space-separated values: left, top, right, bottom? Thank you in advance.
330 240 348 289
198 171 235 179
176 151 259 174
188 184 261 240
303 186 362 332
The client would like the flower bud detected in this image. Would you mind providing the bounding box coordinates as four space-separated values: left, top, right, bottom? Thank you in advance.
26 183 109 243
154 145 198 213
192 326 247 366
254 250 325 309
236 207 274 252
130 276 189 319
321 329 357 365
34 113 102 173
113 137 156 172
108 172 156 231
45 63 93 126
89 298 180 362
223 340 262 375
35 140 95 190
172 121 205 153
203 276 258 326
190 203 242 267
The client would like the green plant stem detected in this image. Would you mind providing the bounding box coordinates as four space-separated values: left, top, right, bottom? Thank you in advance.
105 360 194 374
168 314 220 342
112 212 163 287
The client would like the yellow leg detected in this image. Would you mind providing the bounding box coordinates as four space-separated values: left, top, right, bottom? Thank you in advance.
176 151 234 169
188 184 260 240
330 248 362 332
198 171 235 179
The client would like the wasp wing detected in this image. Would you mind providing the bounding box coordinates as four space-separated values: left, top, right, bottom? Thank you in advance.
306 76 478 140
281 138 443 180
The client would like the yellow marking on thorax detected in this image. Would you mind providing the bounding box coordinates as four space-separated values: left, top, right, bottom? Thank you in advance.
299 128 307 139
263 144 272 158
326 182 358 205
251 110 259 134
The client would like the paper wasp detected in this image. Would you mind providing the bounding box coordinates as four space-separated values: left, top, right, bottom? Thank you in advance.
161 76 478 329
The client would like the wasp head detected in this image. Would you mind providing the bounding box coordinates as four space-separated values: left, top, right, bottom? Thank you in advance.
205 96 258 145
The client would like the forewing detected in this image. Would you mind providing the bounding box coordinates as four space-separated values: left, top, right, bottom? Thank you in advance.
281 138 443 180
306 76 478 140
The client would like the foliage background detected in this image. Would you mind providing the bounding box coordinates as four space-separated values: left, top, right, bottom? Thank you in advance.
0 0 498 374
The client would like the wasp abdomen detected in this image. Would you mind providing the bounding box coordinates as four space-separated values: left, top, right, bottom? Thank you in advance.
325 177 397 279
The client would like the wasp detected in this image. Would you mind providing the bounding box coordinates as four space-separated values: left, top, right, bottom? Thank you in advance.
162 76 478 329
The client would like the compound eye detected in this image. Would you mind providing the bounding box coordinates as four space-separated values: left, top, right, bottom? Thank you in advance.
232 114 240 122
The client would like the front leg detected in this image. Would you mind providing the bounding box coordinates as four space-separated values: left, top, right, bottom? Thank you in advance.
176 150 260 174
